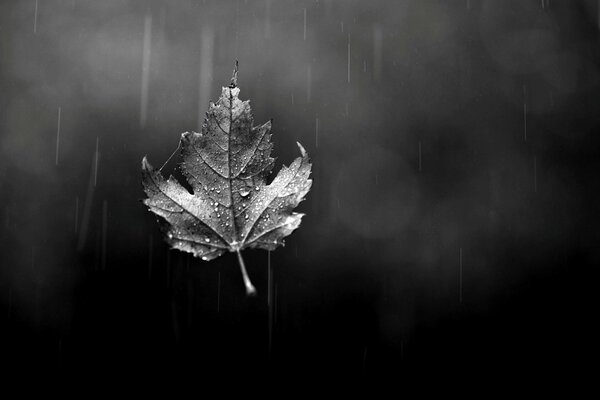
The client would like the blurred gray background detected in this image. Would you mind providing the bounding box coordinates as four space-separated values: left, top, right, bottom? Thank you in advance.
1 0 598 389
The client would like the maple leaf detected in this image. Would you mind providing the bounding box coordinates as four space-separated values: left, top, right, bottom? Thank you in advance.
141 63 312 295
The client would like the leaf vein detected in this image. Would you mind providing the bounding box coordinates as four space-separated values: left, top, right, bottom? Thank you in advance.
146 170 229 246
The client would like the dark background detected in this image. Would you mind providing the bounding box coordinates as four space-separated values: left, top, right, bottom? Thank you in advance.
1 0 598 391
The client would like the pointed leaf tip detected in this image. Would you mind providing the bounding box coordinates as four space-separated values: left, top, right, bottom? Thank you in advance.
142 156 152 171
181 131 194 142
230 60 239 88
296 142 307 157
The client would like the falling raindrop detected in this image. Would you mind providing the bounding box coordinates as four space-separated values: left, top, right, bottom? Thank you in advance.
34 261 40 326
274 283 278 326
94 137 100 187
33 0 38 33
347 33 351 83
265 0 271 39
140 11 152 129
523 84 527 141
373 25 383 82
7 287 12 319
459 247 463 304
77 152 96 251
187 280 194 327
268 250 273 357
148 235 153 280
533 155 537 193
55 107 61 166
523 103 527 141
418 141 422 172
306 64 312 103
171 298 180 343
303 8 307 40
315 115 319 148
166 249 171 289
102 200 108 271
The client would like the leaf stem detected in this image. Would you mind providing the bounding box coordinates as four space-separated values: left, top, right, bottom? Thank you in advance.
236 250 256 296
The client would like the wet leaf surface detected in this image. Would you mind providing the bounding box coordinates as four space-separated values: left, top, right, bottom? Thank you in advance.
142 65 312 294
